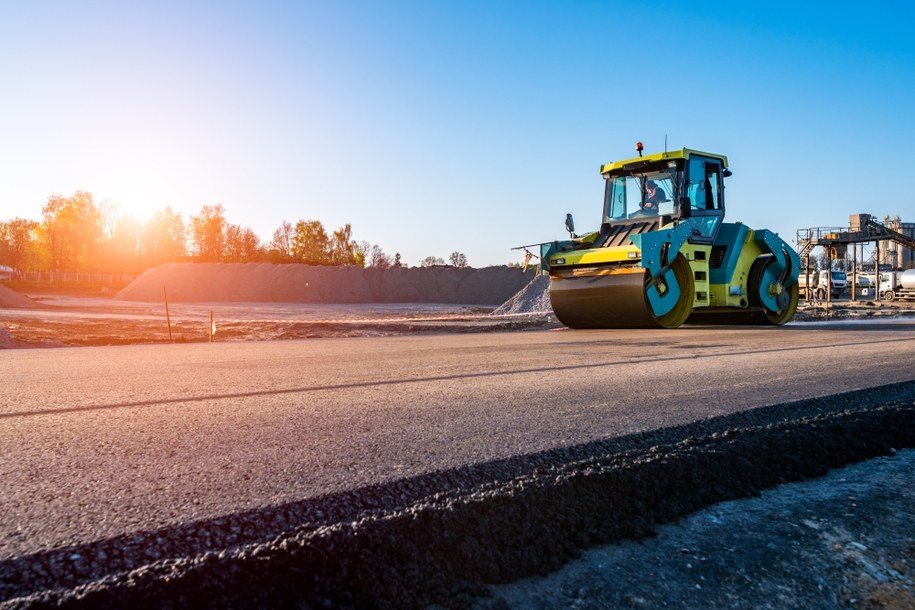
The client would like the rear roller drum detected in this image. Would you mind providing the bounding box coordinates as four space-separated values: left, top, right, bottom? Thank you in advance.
749 257 799 325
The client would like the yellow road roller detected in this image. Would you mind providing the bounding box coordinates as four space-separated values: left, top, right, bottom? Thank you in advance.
528 145 800 328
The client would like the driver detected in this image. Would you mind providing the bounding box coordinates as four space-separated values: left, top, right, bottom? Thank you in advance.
643 180 665 211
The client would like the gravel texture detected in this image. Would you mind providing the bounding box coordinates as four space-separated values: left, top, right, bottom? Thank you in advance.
480 449 915 609
491 275 552 316
0 286 36 309
2 383 914 609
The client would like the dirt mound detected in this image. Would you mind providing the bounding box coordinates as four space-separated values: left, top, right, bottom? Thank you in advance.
0 284 37 309
492 274 552 315
116 263 534 305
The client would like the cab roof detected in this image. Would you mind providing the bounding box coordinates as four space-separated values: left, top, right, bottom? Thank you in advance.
599 148 729 175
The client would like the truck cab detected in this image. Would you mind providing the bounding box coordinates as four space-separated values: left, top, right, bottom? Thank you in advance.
878 270 915 301
799 270 846 300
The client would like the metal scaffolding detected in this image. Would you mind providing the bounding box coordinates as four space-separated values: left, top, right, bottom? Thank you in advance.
796 214 915 303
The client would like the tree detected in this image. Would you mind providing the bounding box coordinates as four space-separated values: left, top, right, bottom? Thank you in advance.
371 245 391 268
96 200 132 272
42 191 102 271
224 224 244 262
4 200 397 274
105 215 142 273
420 255 446 267
225 224 262 262
98 199 121 240
449 251 468 268
359 241 391 268
329 223 361 266
190 204 227 261
0 218 41 272
239 227 262 262
142 207 187 267
268 221 294 262
292 220 329 265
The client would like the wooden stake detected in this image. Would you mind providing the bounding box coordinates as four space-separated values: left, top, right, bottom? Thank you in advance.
164 287 173 343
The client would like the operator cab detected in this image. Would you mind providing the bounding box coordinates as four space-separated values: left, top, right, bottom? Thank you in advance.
600 149 729 243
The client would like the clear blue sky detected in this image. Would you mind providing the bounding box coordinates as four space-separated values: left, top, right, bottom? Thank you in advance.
2 1 914 267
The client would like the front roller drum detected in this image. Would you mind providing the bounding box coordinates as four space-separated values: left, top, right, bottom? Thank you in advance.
549 255 694 329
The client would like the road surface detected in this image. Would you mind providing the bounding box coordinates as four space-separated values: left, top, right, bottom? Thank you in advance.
3 320 915 561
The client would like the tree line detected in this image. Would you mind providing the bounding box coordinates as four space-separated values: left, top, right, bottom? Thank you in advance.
0 191 469 275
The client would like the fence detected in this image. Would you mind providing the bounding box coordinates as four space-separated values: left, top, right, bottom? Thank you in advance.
2 271 137 285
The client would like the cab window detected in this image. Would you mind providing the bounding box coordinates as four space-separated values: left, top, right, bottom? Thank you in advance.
688 157 722 211
604 172 676 222
686 156 725 241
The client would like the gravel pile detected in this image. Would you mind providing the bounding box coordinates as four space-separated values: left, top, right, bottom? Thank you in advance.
115 263 535 305
3 382 914 609
0 285 36 309
491 274 551 316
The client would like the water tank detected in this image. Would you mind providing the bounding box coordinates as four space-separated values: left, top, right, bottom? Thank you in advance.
901 269 915 290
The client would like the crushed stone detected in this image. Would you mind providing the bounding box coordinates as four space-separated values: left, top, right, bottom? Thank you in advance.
491 274 551 315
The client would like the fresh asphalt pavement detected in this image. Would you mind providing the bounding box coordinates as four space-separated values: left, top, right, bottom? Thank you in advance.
3 320 915 560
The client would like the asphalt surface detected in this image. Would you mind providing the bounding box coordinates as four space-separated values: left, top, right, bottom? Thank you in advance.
3 321 915 607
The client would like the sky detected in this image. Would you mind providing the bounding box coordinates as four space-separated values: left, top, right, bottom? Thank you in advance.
2 1 914 267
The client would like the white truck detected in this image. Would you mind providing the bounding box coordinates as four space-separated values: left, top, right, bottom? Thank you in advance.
798 269 847 300
878 269 915 301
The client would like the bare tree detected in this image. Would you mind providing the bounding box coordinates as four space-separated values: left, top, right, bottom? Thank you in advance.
449 251 468 268
420 255 445 267
359 241 391 268
372 245 392 268
269 221 294 262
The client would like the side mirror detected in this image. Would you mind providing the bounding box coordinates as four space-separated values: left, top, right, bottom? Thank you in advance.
564 213 575 237
678 197 691 219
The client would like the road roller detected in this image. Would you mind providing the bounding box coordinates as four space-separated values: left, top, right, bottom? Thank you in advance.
528 145 800 328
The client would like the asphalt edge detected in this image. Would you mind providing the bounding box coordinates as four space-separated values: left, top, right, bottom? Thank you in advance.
3 389 915 609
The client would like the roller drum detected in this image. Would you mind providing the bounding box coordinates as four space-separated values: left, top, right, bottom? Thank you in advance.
549 256 694 329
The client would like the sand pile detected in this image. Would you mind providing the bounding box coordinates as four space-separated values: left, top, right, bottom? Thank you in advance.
0 284 37 309
116 263 535 305
492 274 552 315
